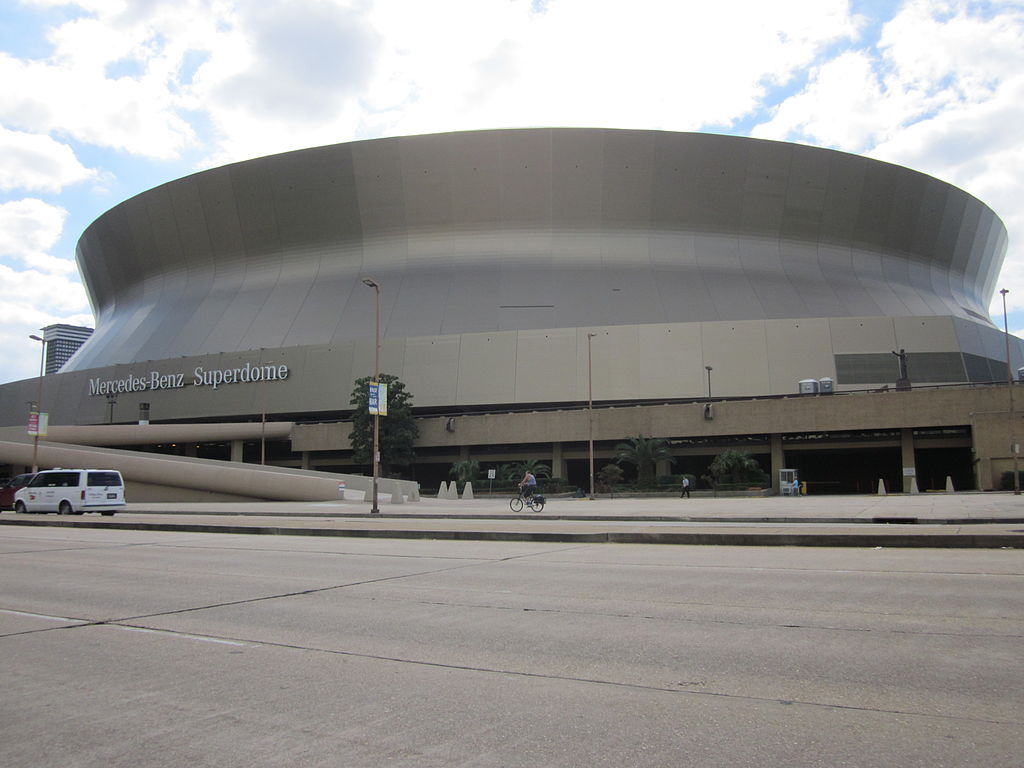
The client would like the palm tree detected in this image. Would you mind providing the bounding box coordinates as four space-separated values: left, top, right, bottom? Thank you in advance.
614 434 674 485
449 460 480 490
510 459 552 480
707 450 762 485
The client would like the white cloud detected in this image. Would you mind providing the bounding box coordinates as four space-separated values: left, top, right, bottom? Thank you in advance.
0 198 76 272
750 50 908 150
0 0 224 159
0 127 95 192
210 2 380 119
0 265 92 384
0 54 194 159
360 0 860 139
185 0 382 164
878 0 1022 98
3 0 864 166
753 2 1024 150
0 263 88 315
176 0 863 164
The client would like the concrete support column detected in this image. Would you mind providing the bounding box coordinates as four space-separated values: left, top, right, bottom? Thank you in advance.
655 458 672 479
770 434 784 494
459 445 470 462
551 442 567 480
301 451 311 471
901 427 916 493
231 439 244 463
976 457 991 491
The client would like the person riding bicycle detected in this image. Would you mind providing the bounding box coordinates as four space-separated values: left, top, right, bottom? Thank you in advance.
519 470 537 498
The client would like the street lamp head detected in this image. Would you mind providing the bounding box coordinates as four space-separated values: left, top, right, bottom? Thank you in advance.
1001 288 1009 297
705 365 713 372
361 277 379 289
29 334 43 342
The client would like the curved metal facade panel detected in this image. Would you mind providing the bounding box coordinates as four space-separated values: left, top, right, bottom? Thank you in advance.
67 128 1006 380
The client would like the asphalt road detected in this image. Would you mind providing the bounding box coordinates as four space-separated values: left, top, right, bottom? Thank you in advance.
1 526 1022 767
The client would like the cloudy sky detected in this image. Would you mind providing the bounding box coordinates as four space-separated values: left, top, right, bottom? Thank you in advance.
2 0 1023 384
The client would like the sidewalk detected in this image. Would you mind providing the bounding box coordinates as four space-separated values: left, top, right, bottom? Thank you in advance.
128 491 1024 522
3 492 1023 548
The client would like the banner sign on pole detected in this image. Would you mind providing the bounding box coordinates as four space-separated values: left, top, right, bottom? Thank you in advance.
27 411 47 437
368 382 388 416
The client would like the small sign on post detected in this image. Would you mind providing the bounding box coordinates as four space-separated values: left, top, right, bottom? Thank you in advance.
368 382 388 415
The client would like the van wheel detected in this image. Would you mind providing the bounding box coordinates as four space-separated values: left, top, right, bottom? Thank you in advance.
14 500 27 514
58 501 74 516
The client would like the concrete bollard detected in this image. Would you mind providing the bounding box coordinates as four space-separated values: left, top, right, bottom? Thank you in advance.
910 477 919 494
438 481 449 499
389 482 404 504
444 481 458 500
877 478 886 495
946 475 955 492
409 483 420 502
461 481 474 500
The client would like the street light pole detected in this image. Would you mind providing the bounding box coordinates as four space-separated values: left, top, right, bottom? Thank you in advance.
1000 288 1019 494
705 365 713 399
29 334 46 473
362 277 381 514
587 332 597 500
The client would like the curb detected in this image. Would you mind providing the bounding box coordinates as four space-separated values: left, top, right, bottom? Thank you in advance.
128 511 1024 525
2 516 1022 548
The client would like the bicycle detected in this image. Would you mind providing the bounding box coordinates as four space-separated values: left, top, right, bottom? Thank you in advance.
510 488 545 513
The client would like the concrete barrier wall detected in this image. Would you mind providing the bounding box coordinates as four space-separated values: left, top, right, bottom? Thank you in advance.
0 439 418 503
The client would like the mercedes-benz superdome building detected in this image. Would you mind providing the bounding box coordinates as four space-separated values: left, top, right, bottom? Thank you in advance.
1 128 1022 496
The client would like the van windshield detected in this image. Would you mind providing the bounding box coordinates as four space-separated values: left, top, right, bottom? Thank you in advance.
88 472 122 487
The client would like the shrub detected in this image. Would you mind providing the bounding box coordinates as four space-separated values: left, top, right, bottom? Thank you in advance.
999 471 1024 490
597 464 624 495
544 477 567 494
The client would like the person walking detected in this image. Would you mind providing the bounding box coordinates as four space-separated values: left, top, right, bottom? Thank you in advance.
680 476 690 498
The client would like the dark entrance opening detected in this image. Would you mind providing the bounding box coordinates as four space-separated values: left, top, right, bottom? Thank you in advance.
565 457 622 491
785 446 902 495
914 446 975 491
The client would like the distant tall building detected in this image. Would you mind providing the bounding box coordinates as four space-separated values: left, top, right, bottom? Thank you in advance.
41 324 93 375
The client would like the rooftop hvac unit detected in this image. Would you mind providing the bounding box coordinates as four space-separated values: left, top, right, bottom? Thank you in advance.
798 379 819 395
818 377 834 394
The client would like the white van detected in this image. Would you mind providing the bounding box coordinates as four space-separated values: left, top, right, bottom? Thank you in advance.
14 469 125 516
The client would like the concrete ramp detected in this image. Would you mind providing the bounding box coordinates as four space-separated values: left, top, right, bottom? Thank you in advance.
0 438 417 503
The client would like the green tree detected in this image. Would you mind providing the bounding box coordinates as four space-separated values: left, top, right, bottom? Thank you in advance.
510 459 551 481
449 460 480 490
614 434 674 485
496 463 519 483
349 374 418 475
707 449 766 485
